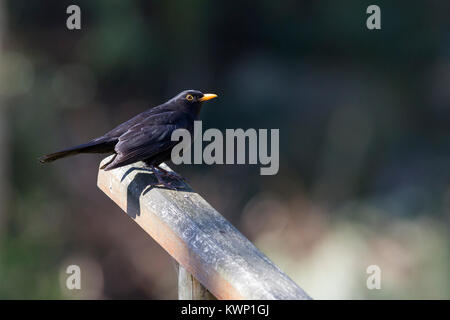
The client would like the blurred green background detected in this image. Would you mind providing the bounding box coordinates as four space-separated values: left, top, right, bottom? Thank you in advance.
0 0 449 299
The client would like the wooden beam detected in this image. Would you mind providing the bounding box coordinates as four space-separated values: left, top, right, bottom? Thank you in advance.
97 155 311 300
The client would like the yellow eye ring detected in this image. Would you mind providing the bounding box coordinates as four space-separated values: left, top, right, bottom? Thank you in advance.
186 94 194 101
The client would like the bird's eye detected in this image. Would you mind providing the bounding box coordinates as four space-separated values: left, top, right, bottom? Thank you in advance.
186 94 194 101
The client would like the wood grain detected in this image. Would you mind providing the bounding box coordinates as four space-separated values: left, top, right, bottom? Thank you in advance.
177 263 217 300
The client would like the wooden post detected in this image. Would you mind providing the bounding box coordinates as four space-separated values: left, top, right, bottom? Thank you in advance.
176 262 216 300
97 155 312 300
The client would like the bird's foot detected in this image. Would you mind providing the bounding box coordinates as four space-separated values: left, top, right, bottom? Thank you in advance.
150 166 179 190
156 166 186 182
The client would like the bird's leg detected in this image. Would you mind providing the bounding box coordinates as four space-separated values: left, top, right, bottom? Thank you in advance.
149 165 178 190
156 165 186 181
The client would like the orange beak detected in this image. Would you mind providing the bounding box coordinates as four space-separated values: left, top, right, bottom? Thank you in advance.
198 93 218 102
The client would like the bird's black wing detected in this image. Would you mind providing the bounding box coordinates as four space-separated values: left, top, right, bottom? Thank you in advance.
103 111 190 170
96 103 172 141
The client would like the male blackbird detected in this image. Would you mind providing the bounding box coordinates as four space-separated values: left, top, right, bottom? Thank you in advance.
39 90 217 188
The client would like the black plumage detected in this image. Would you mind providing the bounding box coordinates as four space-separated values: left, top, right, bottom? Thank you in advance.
39 90 217 178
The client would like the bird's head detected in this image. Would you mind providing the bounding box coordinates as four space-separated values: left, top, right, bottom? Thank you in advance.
171 90 218 113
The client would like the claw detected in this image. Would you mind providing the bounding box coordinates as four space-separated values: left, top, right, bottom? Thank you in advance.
156 165 186 182
154 182 178 190
150 165 179 190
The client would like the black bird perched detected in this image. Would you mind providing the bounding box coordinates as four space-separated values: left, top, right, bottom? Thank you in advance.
39 90 217 188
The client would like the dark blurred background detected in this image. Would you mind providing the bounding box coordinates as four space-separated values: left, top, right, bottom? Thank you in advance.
0 0 449 299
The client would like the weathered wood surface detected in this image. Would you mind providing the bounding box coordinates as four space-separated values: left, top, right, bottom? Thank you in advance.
97 155 311 300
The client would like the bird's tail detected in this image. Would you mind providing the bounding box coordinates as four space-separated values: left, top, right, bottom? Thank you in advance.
39 139 116 163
